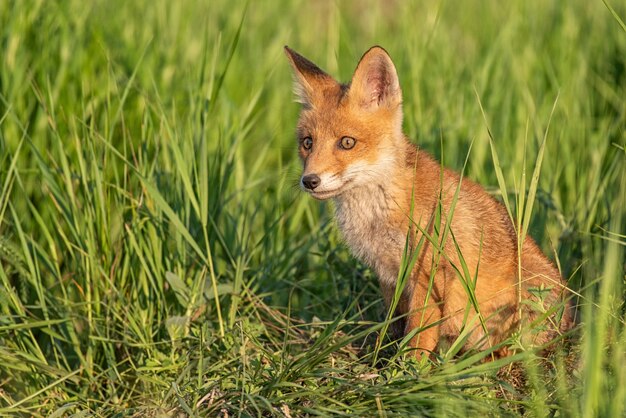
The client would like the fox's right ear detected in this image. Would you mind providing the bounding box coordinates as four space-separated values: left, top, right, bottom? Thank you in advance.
284 46 334 108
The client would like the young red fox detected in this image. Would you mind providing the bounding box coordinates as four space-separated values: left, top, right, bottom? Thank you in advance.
285 45 572 358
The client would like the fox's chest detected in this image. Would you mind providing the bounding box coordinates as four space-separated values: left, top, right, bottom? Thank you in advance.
334 186 406 285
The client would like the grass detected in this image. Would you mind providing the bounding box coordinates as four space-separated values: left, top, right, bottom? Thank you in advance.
0 0 624 416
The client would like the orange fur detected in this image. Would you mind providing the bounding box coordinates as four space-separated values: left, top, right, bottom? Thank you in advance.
285 45 572 358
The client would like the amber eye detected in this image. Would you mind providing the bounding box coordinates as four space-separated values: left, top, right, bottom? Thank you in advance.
340 136 356 150
302 137 313 150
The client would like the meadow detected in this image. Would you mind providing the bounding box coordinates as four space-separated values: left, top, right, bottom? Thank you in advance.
0 0 624 416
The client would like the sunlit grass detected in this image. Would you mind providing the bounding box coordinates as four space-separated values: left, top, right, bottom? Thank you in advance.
0 0 624 415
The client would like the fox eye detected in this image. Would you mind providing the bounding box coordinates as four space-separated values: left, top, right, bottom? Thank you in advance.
302 137 313 150
340 136 356 150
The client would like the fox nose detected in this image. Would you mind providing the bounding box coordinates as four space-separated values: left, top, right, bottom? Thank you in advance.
301 174 321 190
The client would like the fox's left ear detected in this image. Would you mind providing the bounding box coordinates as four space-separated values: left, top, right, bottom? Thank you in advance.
350 46 402 111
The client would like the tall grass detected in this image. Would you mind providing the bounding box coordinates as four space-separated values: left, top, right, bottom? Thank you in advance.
0 0 624 415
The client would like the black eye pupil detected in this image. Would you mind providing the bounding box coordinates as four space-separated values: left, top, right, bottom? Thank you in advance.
302 137 312 150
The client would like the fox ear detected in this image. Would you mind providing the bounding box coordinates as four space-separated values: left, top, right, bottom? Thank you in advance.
284 46 335 108
350 46 402 111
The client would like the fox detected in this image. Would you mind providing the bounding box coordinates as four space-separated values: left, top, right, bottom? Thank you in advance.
284 45 572 359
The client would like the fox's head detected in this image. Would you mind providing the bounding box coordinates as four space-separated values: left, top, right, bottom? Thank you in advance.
285 46 405 200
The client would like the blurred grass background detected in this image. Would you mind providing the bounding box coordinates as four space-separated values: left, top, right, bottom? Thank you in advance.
0 0 624 415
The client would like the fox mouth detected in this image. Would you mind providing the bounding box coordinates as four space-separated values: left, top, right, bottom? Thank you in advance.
308 188 343 200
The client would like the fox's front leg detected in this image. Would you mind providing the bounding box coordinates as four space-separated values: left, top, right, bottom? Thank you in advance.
405 275 442 358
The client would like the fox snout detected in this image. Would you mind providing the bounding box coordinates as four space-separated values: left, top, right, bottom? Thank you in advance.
301 174 321 190
299 171 344 200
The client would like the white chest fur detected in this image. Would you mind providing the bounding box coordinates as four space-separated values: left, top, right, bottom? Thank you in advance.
334 184 406 286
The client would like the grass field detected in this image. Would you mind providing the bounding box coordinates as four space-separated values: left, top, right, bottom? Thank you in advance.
0 0 625 416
